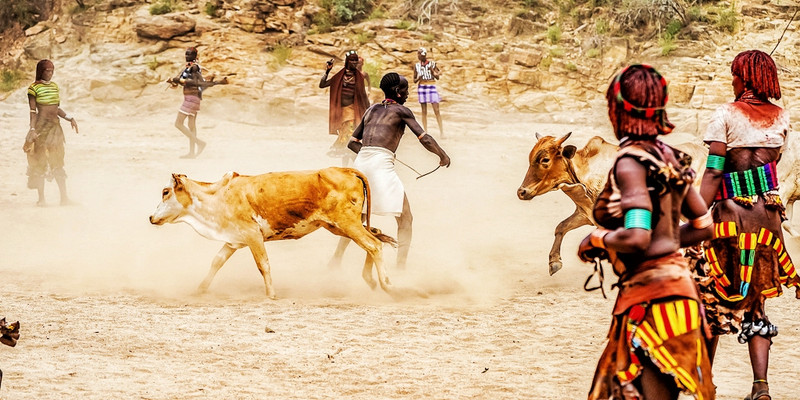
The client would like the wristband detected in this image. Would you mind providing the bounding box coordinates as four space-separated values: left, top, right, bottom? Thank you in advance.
590 229 610 249
624 208 652 230
706 155 725 171
29 127 35 131
690 211 713 229
30 109 37 113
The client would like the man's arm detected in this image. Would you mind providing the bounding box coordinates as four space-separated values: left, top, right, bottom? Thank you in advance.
402 108 450 166
413 64 420 83
348 119 366 154
432 61 440 80
320 61 334 88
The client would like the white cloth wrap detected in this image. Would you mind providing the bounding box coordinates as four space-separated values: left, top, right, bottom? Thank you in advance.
704 103 789 149
353 146 405 217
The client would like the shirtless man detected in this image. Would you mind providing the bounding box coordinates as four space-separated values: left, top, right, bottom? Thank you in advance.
329 72 450 269
168 47 226 159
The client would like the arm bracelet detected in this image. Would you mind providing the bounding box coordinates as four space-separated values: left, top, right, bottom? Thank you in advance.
690 211 713 229
624 208 652 230
706 155 725 171
589 229 610 249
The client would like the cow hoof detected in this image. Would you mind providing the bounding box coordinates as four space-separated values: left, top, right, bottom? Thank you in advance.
549 261 562 276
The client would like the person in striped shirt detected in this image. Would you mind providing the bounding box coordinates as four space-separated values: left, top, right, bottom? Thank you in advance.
413 47 444 138
24 59 79 206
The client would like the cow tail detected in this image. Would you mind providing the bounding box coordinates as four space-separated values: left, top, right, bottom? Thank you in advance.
353 170 372 230
353 170 397 247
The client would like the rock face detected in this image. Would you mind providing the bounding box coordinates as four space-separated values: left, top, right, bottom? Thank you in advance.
2 0 799 130
134 13 196 39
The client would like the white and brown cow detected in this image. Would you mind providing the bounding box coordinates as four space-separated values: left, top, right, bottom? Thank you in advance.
149 167 401 299
516 132 708 276
517 132 617 275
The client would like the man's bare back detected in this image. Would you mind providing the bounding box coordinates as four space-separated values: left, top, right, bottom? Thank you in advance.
349 75 450 166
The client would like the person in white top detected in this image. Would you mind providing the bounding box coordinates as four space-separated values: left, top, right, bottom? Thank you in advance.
413 47 444 138
698 49 797 400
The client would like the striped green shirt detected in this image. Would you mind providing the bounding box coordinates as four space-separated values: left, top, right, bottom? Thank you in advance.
27 81 60 105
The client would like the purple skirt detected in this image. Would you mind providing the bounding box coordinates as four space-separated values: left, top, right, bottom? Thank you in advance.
417 84 440 104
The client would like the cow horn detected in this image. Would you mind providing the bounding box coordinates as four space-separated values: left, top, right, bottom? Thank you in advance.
556 132 572 146
535 132 543 140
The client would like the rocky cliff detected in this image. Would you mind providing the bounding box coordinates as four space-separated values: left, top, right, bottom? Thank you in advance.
2 0 799 133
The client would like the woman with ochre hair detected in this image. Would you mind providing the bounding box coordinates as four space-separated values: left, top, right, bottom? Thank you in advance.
24 59 79 206
578 64 715 400
698 49 798 400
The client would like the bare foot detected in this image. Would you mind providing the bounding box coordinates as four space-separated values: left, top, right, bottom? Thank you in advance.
195 141 207 157
179 152 196 159
36 199 46 207
60 198 78 206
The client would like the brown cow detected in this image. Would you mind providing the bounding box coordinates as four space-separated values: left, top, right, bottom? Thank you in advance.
149 167 405 299
516 132 708 275
517 132 617 275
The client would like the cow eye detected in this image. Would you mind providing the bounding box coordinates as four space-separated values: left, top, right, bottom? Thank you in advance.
540 157 550 164
162 188 170 197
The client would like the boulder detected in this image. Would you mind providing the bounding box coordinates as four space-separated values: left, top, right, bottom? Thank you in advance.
134 13 196 40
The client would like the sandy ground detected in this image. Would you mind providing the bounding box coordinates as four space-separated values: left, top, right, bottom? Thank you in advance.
0 89 798 399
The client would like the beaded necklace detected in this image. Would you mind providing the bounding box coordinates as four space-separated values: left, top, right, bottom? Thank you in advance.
381 98 398 107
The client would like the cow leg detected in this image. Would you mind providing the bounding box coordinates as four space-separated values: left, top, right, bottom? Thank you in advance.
248 241 276 299
328 237 351 269
395 194 413 269
361 253 378 289
549 210 593 275
783 200 799 236
197 244 237 293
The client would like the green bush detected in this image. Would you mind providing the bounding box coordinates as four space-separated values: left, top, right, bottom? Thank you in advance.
0 0 42 30
595 18 609 35
549 46 565 57
320 0 373 25
396 19 413 30
149 0 175 15
491 43 504 52
363 60 381 88
547 24 561 44
423 33 435 42
368 6 385 19
664 18 682 38
353 30 375 44
146 56 159 71
0 69 25 92
586 48 601 58
204 1 218 17
565 62 577 72
271 45 292 66
658 34 676 56
539 55 553 70
310 12 332 34
716 7 738 33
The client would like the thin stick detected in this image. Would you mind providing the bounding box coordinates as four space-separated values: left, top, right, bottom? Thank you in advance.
415 165 440 180
394 157 423 175
771 9 798 56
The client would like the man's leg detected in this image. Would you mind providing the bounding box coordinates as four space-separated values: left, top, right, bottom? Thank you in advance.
189 114 206 157
174 113 195 157
432 102 444 138
420 103 428 133
395 194 412 269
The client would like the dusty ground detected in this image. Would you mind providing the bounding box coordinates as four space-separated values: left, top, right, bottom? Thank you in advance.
0 87 798 399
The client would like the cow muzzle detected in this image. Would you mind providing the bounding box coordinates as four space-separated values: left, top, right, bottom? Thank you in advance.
517 186 535 200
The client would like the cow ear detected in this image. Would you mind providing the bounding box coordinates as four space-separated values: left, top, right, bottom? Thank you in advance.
562 145 577 159
535 132 542 140
172 173 185 191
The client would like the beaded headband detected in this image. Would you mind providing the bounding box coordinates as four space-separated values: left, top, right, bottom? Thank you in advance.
612 64 668 118
345 50 358 58
612 64 673 133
